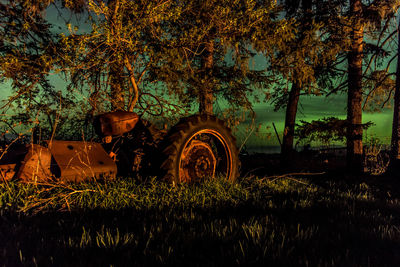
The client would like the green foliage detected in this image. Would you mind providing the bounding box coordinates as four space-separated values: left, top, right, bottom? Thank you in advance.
1 175 399 266
269 1 343 112
58 0 181 113
295 117 374 146
0 0 56 91
0 1 55 108
324 0 400 98
0 1 92 140
155 0 293 111
363 70 396 112
268 0 400 111
54 0 294 125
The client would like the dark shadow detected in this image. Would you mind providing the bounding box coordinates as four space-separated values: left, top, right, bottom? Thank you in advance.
1 175 400 266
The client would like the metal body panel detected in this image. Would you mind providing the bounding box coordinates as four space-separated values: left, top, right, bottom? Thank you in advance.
94 111 139 136
17 144 52 182
47 141 117 182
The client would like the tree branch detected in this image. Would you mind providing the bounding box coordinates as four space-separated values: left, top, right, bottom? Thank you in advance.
124 55 139 112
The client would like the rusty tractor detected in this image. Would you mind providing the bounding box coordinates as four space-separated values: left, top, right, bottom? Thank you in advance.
0 110 239 184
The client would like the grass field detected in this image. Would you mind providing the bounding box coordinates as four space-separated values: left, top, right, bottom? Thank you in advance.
1 173 400 266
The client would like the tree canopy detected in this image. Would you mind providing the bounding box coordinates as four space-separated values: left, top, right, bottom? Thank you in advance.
1 0 400 175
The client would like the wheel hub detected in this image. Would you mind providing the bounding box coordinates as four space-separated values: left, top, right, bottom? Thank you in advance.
180 140 216 182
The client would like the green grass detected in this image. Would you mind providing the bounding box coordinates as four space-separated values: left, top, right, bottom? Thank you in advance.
1 174 399 266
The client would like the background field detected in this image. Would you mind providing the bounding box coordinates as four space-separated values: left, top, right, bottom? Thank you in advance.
1 173 399 267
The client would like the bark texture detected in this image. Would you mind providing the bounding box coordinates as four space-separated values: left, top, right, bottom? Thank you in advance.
389 22 400 173
109 61 125 111
108 0 125 111
282 82 301 160
199 41 214 114
280 0 312 162
346 0 364 172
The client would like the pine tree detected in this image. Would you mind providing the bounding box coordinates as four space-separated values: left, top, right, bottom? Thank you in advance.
58 0 177 113
346 0 364 172
345 0 399 172
0 0 57 110
57 0 293 123
389 18 400 174
270 0 340 162
0 0 77 138
154 0 292 117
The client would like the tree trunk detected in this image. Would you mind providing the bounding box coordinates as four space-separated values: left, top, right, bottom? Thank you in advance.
199 41 214 114
281 82 301 161
346 0 364 172
108 0 125 111
389 22 400 173
109 61 125 111
280 0 311 164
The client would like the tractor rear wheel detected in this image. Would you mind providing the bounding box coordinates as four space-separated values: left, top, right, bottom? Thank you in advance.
161 114 239 183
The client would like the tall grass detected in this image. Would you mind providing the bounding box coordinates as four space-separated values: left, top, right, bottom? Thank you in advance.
1 175 399 266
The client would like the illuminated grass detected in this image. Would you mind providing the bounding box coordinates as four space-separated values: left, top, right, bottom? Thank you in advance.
0 175 399 266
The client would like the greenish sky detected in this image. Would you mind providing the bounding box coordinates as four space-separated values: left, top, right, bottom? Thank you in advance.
238 94 393 149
